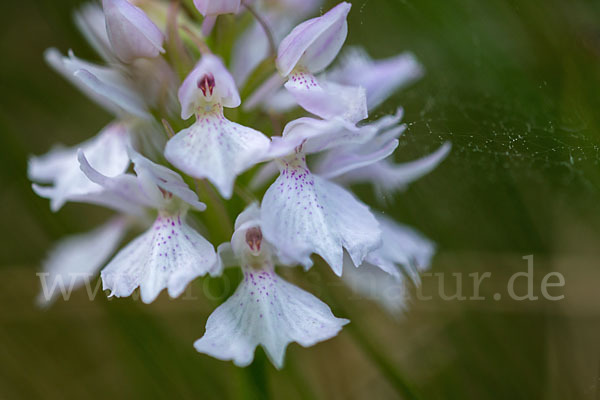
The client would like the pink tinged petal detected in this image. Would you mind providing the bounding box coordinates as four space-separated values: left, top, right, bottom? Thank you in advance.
336 142 452 193
267 116 377 160
261 86 297 113
103 0 165 63
44 48 120 116
314 111 407 179
178 54 241 119
364 215 435 285
242 72 287 111
329 48 424 110
45 49 149 118
76 151 152 215
74 69 150 118
342 258 408 315
260 154 381 276
231 21 272 87
201 16 217 36
342 217 435 314
284 70 367 123
74 3 114 62
213 242 236 277
193 0 240 16
29 123 130 212
36 217 128 307
194 269 348 368
315 138 399 180
276 2 351 76
129 149 207 211
164 107 270 199
101 211 217 303
249 160 278 190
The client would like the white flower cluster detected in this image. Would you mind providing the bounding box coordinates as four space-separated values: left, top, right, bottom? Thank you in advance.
30 0 451 368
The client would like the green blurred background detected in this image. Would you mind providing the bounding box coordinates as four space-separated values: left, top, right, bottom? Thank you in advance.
1 0 600 398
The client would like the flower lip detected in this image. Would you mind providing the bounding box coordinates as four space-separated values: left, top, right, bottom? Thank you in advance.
245 227 262 255
197 73 216 97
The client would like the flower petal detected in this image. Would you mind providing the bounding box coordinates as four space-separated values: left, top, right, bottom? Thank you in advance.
77 148 205 213
178 54 241 119
36 217 128 307
103 0 165 63
101 212 217 303
267 116 377 159
343 216 435 314
277 2 351 76
76 151 152 215
315 138 399 180
74 69 150 118
313 111 406 179
261 155 381 275
129 149 207 211
194 268 348 368
284 70 367 123
342 259 408 315
193 0 240 16
165 108 270 199
364 215 435 284
336 142 452 193
74 3 114 62
329 48 424 110
29 122 130 212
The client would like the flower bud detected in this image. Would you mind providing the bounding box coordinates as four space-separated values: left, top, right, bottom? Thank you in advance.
103 0 165 63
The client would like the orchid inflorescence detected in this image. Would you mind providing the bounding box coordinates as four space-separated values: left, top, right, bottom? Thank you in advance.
30 0 451 369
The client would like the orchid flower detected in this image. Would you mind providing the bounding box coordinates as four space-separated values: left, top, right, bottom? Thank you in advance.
194 204 348 368
165 54 270 199
77 149 217 303
273 2 367 123
264 47 425 115
259 117 383 276
231 0 323 86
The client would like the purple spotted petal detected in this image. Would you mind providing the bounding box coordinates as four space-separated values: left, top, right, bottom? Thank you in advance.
165 106 270 199
101 211 217 303
103 0 165 63
260 154 381 276
194 267 348 368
